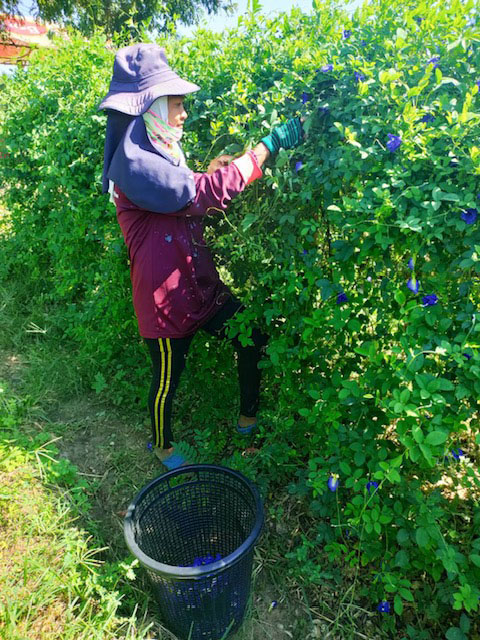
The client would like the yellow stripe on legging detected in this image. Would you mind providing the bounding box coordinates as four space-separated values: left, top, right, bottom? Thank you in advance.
153 338 172 449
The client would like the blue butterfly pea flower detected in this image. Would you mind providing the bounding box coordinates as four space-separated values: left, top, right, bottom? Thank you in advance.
337 292 348 304
320 64 333 72
386 134 402 152
366 481 379 493
328 475 339 491
343 29 351 39
147 441 153 451
463 353 472 360
407 278 420 294
377 601 391 613
295 160 303 172
191 553 222 567
422 294 438 306
408 258 414 270
419 113 435 123
427 56 440 69
461 208 478 224
301 92 312 104
452 448 465 460
354 71 365 82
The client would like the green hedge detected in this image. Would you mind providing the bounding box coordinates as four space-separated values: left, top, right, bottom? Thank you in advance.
1 0 480 634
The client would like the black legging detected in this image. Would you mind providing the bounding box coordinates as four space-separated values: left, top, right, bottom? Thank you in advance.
144 296 269 449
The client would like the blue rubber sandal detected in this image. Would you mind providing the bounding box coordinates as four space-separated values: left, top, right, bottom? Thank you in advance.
236 422 258 435
154 447 188 470
162 452 188 470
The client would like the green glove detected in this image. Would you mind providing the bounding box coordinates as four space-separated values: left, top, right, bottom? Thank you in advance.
261 117 304 155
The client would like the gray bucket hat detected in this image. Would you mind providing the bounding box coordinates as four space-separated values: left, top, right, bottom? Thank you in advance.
98 43 200 116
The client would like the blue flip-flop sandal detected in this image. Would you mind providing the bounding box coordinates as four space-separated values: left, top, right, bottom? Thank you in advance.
154 447 188 470
236 422 258 435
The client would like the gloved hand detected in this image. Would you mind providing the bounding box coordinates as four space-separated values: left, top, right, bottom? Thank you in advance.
261 117 304 155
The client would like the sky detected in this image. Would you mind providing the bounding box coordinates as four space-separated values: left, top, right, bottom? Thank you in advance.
177 0 364 36
0 0 365 74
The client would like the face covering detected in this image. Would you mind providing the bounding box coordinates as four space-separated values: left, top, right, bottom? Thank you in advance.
142 96 187 166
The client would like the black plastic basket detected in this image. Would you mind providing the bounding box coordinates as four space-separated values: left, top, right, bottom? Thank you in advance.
124 464 264 640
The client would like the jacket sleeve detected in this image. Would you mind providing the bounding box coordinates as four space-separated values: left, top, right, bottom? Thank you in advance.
112 151 263 217
168 150 263 217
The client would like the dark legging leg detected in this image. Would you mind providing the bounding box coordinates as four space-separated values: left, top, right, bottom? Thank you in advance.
144 296 268 448
201 296 269 418
144 335 194 449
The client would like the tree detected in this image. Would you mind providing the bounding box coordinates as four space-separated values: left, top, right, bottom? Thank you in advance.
25 0 236 37
0 1 19 39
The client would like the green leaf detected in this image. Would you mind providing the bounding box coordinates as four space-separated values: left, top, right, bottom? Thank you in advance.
389 469 401 483
469 554 480 568
391 454 403 468
395 289 406 306
435 77 460 88
425 430 447 446
415 527 429 547
394 594 403 615
398 588 414 601
275 149 289 168
446 628 467 640
409 354 424 372
397 529 410 545
459 614 471 633
339 461 351 475
395 550 409 568
442 193 460 201
437 378 455 391
241 213 257 231
92 372 107 394
354 450 366 465
412 426 424 444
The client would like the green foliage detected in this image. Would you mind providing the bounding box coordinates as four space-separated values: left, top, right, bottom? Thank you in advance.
1 0 480 634
2 0 235 39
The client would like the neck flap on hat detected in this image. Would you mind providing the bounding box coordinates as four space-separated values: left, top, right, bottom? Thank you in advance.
101 109 196 214
142 96 187 166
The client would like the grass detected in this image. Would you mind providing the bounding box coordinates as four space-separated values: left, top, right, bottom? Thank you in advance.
0 428 154 639
0 277 389 640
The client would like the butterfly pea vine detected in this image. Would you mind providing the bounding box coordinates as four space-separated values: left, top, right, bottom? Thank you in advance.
1 0 480 634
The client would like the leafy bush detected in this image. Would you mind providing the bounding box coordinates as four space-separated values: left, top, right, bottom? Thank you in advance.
1 0 480 635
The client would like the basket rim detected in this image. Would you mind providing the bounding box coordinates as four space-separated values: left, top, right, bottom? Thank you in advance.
123 463 264 579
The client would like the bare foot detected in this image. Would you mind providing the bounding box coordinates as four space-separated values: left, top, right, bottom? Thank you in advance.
153 446 174 462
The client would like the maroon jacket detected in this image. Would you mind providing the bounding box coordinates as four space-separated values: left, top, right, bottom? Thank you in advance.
114 160 261 338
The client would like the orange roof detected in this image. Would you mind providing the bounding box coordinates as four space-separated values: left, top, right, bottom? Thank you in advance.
0 15 65 64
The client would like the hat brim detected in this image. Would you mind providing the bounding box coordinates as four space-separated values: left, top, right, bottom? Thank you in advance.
97 78 200 115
